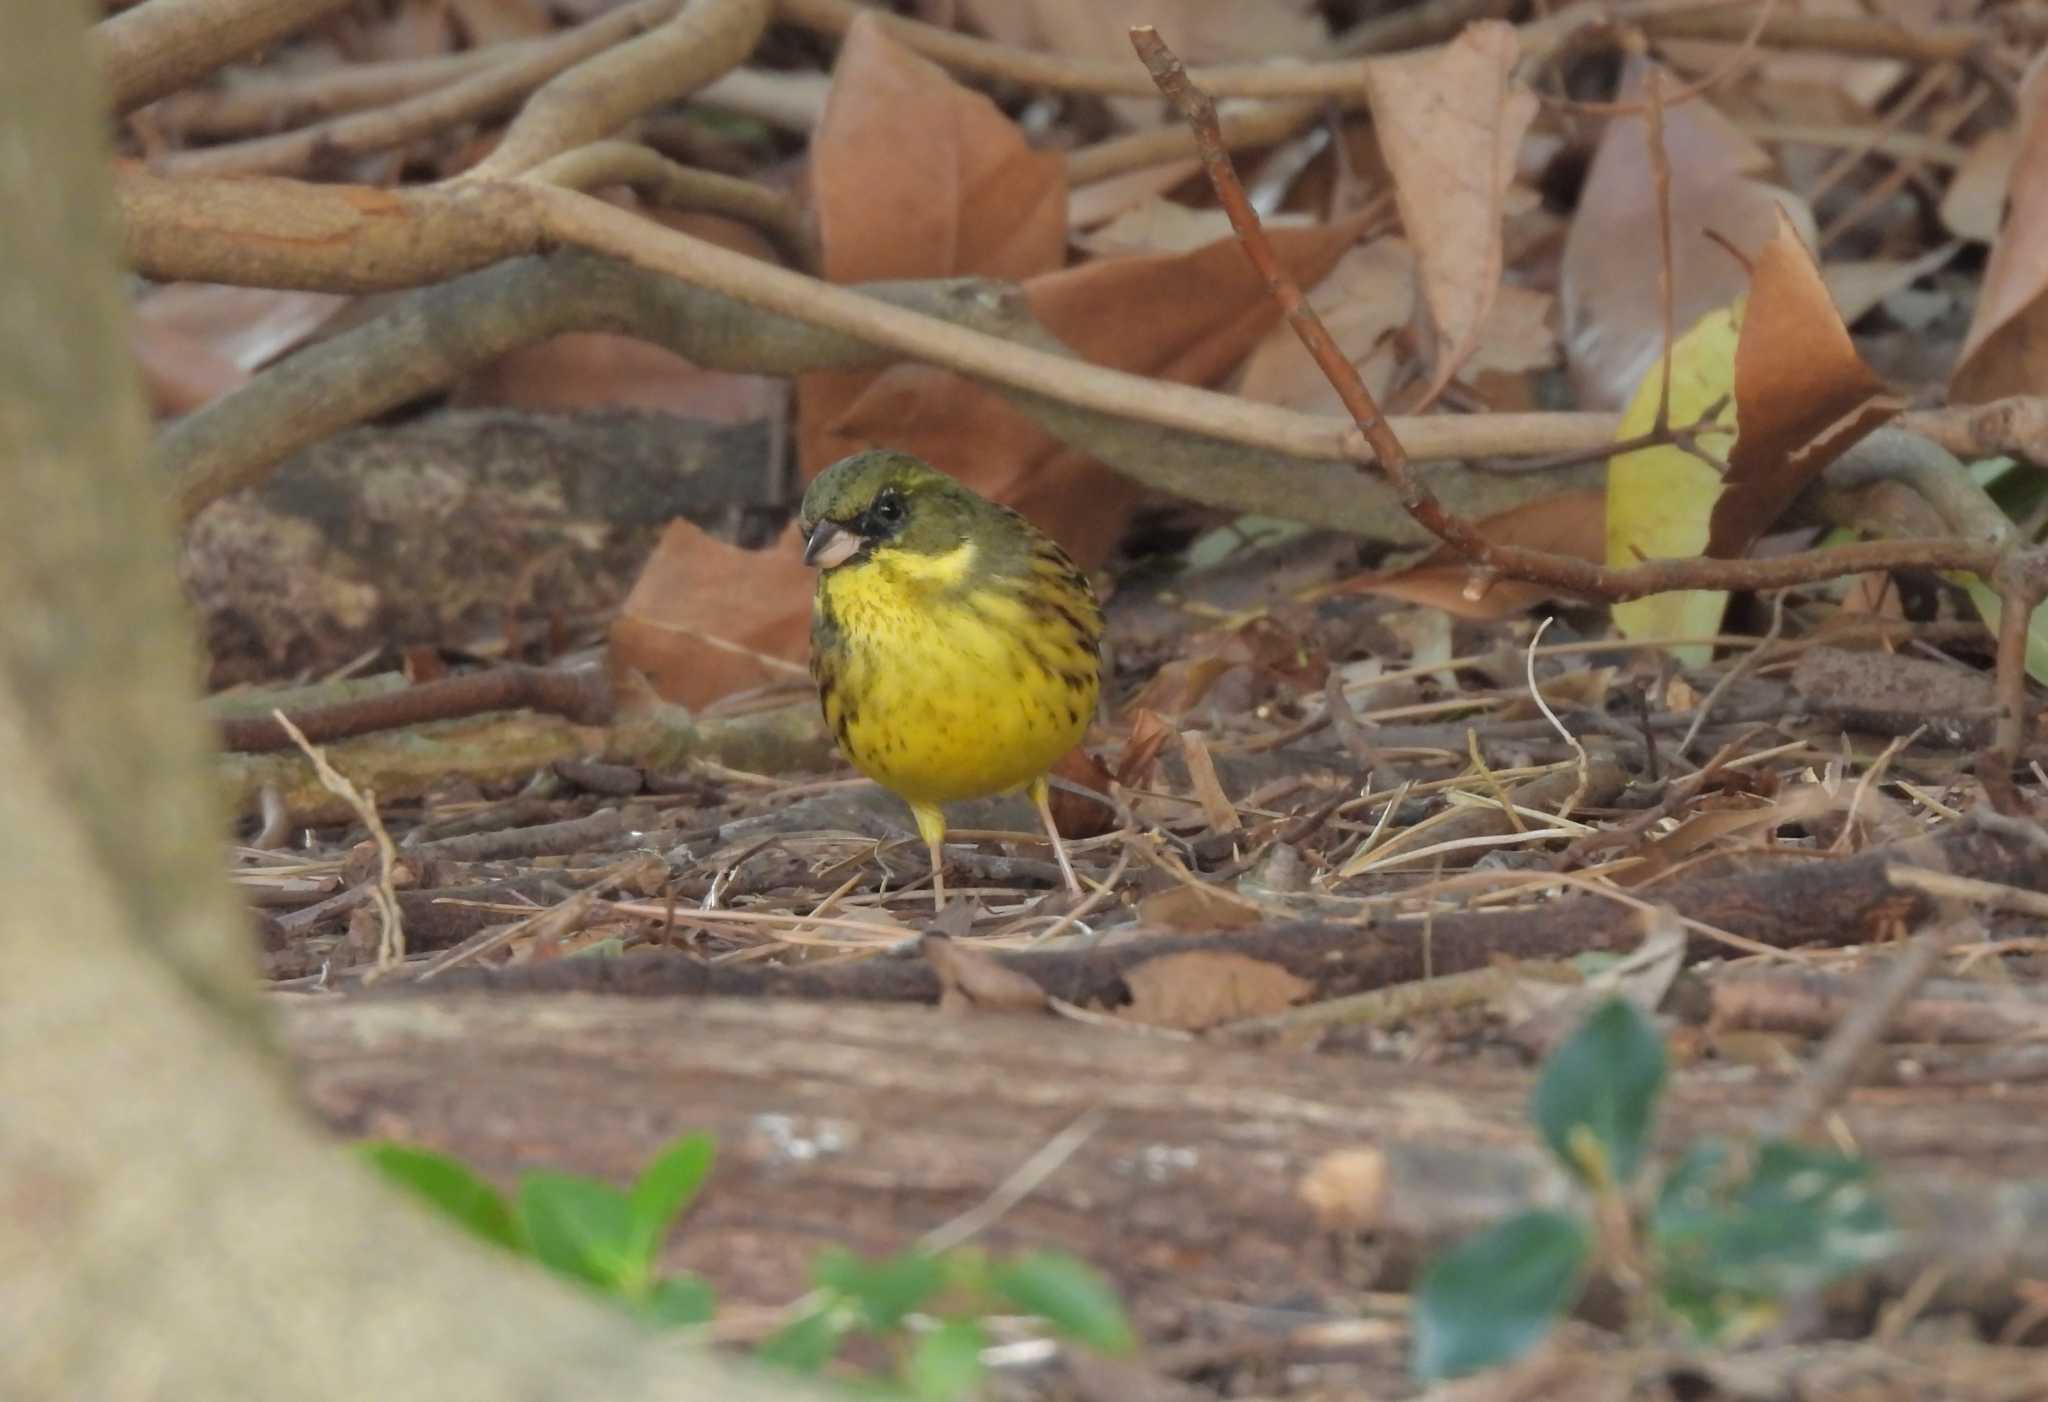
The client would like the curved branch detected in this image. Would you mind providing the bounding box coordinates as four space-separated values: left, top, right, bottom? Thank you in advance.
157 250 1607 543
117 168 1618 468
156 0 678 178
526 142 815 269
770 0 1378 101
464 0 769 180
97 0 360 112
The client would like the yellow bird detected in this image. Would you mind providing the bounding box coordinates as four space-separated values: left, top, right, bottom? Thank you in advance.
799 450 1104 908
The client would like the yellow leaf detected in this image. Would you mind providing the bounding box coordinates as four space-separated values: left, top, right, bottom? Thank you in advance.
1607 303 1742 664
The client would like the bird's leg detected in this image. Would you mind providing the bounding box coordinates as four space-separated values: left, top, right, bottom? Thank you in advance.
911 801 949 911
1029 776 1083 897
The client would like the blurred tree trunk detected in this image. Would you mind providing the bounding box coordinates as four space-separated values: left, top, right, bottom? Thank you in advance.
0 6 812 1398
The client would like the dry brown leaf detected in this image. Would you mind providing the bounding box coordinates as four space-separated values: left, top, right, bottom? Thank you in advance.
135 282 348 378
924 934 1050 1015
1340 486 1606 620
1125 615 1331 717
1236 240 1554 417
132 320 249 418
608 521 813 708
1076 201 1313 257
1135 883 1262 932
1069 158 1203 230
1046 746 1118 839
1178 730 1239 832
1117 707 1174 789
1952 49 2048 402
1561 59 1814 410
1117 950 1310 1031
1360 21 1538 404
1705 208 1901 560
799 14 1067 471
1941 125 2018 244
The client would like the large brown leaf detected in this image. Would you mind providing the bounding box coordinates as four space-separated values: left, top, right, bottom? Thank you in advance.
1951 49 2048 402
1705 208 1901 559
1360 20 1537 406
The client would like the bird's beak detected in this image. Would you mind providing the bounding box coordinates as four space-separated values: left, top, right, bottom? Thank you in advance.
803 519 860 569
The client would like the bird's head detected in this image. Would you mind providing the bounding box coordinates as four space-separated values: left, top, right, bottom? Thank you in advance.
798 450 987 572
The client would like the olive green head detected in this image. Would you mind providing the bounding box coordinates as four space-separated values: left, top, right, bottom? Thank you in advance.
798 450 1011 571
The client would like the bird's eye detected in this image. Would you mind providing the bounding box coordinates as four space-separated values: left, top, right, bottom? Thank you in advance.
870 490 906 528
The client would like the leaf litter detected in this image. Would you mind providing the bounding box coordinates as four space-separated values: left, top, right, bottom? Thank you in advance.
147 0 2048 1390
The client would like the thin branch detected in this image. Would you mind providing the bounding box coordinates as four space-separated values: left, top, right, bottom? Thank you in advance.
156 0 679 178
463 0 768 181
96 0 360 112
526 141 814 269
219 663 614 752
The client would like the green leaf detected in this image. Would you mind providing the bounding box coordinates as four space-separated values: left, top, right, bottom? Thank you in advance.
361 1142 521 1252
1651 1138 1895 1340
518 1172 641 1293
987 1252 1135 1356
640 1274 718 1328
1412 1209 1591 1382
813 1247 948 1332
628 1133 715 1267
1530 998 1667 1185
757 1306 851 1373
905 1318 988 1400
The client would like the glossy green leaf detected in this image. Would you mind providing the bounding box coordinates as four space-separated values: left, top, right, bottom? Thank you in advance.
812 1247 948 1332
361 1142 521 1252
1531 998 1667 1185
627 1133 715 1267
1412 1209 1590 1382
905 1318 988 1400
641 1274 718 1328
1652 1138 1894 1339
757 1306 851 1374
519 1173 640 1292
987 1252 1135 1356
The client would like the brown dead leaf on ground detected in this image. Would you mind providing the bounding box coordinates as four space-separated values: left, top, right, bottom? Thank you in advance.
1069 158 1204 231
1127 616 1329 719
1951 50 2048 402
132 320 250 418
1236 239 1555 417
1706 209 1902 560
1117 950 1311 1031
133 283 349 414
1561 60 1815 410
1136 883 1263 932
1360 20 1538 407
1046 746 1118 838
609 520 813 708
1342 486 1607 620
798 14 1067 474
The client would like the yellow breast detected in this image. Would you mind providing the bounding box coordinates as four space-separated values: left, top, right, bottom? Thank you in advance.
813 541 1100 807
